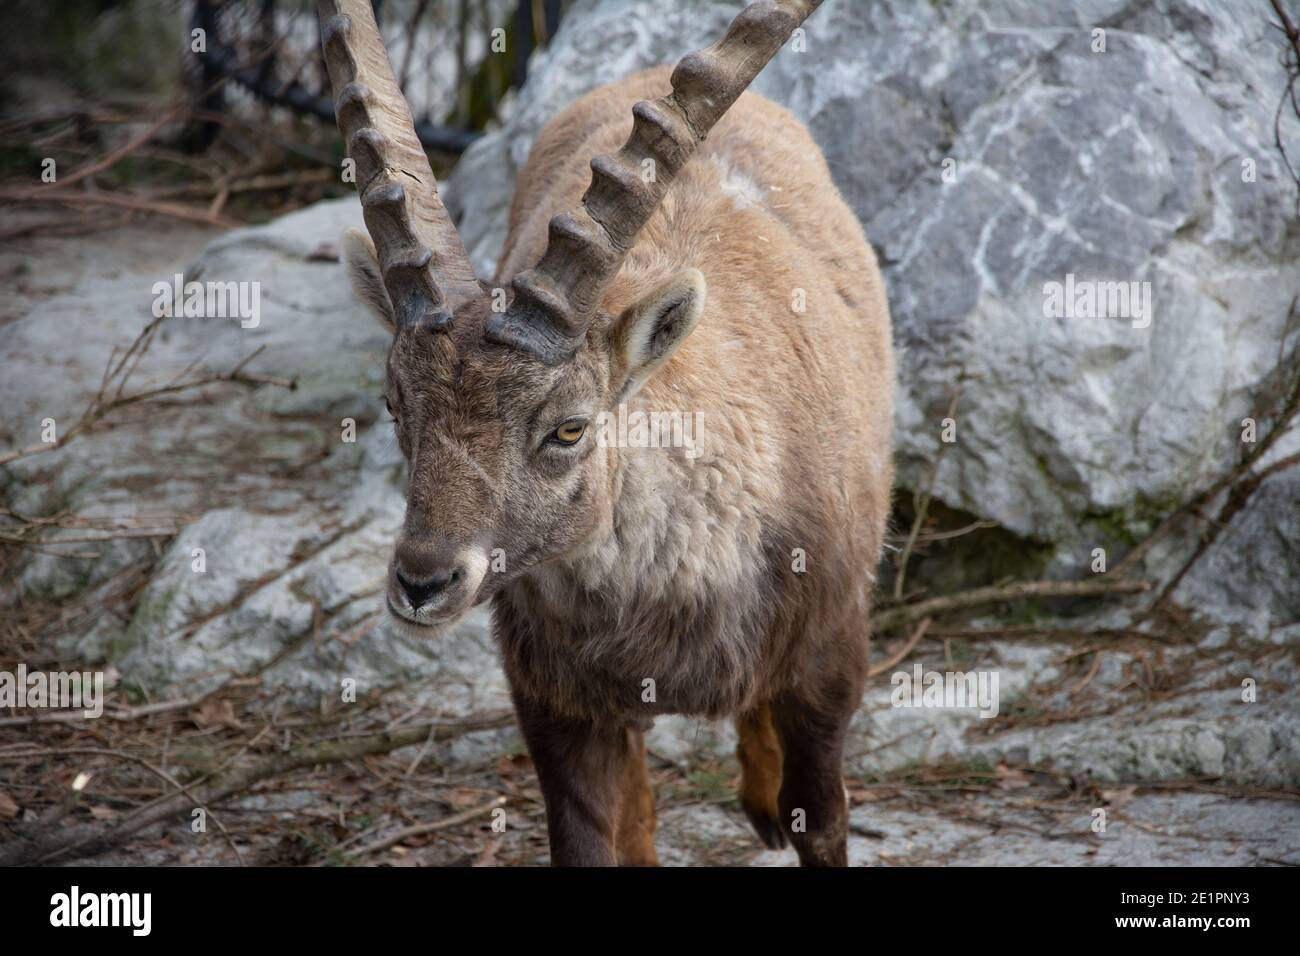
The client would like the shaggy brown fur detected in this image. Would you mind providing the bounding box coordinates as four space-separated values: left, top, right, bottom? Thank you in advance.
347 67 893 866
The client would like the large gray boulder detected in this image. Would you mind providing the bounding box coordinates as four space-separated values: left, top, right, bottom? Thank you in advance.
447 0 1300 620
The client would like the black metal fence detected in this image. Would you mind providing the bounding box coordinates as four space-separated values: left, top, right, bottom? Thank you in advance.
186 0 564 154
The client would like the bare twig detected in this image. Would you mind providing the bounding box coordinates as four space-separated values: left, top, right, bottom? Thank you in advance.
0 689 224 728
1152 449 1300 607
1269 0 1300 211
11 748 244 865
0 711 514 866
894 386 962 602
0 189 239 228
869 578 1151 634
1114 302 1300 577
868 618 931 677
342 795 507 860
30 109 180 194
0 320 294 469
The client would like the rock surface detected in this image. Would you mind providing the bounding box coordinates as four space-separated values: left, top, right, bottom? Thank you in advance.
1 201 511 718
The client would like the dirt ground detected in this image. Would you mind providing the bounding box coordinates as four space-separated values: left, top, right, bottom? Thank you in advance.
1 218 1296 868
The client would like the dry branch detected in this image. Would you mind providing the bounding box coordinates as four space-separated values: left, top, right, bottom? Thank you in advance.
867 618 931 677
869 578 1152 634
1151 449 1300 607
0 319 294 469
1269 0 1300 209
893 387 962 601
0 711 514 866
342 795 507 860
0 189 240 228
1114 302 1300 578
30 109 180 194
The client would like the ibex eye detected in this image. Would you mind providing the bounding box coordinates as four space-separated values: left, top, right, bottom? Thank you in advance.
550 421 586 445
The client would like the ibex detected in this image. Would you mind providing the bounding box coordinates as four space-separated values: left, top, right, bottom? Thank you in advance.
319 0 893 866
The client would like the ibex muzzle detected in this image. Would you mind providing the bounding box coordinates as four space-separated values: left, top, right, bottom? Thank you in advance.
389 520 489 625
321 0 894 867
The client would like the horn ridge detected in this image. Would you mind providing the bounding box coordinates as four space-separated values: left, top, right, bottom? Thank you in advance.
485 0 823 363
318 0 482 330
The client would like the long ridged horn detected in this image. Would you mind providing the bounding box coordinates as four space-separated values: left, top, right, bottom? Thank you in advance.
484 0 823 363
318 0 481 331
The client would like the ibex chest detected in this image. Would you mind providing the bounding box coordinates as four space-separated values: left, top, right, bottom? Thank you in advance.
493 579 771 721
493 458 777 719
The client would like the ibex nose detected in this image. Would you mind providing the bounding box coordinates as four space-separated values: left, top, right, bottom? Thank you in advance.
389 530 489 623
395 567 458 610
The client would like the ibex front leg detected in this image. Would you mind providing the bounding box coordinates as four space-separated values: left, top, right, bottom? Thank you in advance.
512 694 635 867
771 670 863 867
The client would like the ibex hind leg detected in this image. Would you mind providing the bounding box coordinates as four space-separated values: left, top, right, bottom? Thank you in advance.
736 705 788 850
770 673 862 867
615 728 659 866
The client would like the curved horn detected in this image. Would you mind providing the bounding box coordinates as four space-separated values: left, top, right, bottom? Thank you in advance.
485 0 823 363
318 0 481 331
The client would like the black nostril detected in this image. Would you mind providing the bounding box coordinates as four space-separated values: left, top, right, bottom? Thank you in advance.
396 568 455 609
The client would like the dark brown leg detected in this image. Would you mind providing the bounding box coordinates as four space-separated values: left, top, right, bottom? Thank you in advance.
736 704 787 849
614 728 658 866
770 670 862 867
511 693 631 867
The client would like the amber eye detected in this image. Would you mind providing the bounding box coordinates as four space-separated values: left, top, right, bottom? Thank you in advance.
550 420 586 445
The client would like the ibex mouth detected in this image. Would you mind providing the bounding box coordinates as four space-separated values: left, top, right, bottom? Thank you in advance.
384 543 491 633
384 596 468 635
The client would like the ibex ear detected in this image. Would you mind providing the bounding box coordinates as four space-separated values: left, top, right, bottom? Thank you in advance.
611 268 706 398
342 228 396 334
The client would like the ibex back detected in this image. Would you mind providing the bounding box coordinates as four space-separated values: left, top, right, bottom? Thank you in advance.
320 0 893 866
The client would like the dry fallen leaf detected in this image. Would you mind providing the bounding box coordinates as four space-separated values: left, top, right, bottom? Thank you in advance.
0 791 19 821
994 762 1032 789
472 838 502 867
191 698 242 730
498 753 532 776
389 848 419 867
89 805 117 820
1100 785 1137 809
444 787 491 809
847 787 884 805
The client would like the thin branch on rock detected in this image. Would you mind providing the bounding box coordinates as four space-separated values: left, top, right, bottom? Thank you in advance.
0 711 515 866
343 795 507 861
1268 0 1300 211
11 747 244 865
0 189 240 229
893 385 962 602
1114 298 1300 578
1152 449 1300 608
868 618 931 677
0 320 295 469
870 578 1151 634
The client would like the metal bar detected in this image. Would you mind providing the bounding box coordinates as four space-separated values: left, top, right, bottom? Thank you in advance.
191 0 481 154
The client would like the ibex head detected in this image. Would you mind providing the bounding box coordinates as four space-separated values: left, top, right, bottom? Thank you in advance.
318 0 819 630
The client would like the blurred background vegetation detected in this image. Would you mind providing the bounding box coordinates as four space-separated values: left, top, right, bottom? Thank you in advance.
0 0 565 228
